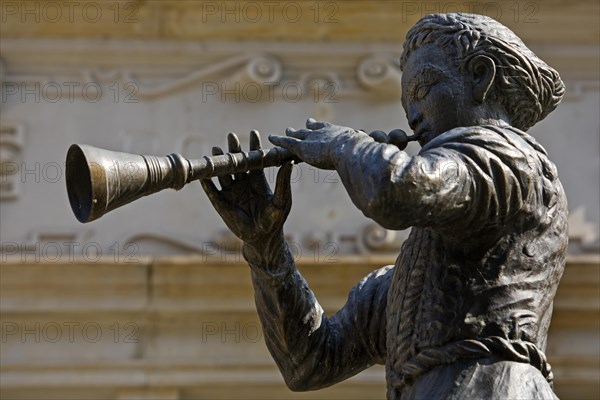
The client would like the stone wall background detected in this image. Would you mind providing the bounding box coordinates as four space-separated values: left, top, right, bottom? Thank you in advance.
1 1 599 399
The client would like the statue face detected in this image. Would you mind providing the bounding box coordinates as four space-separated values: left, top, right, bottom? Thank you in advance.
401 44 474 145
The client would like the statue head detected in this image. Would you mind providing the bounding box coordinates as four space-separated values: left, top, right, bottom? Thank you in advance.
399 13 565 143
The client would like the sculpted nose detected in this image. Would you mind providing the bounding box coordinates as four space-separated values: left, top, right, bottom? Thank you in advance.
408 109 423 131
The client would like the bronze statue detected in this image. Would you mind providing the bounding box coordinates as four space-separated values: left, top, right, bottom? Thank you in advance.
201 13 567 399
65 12 567 400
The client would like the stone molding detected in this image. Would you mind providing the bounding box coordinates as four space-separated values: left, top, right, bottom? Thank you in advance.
1 39 598 102
0 255 598 399
0 39 409 102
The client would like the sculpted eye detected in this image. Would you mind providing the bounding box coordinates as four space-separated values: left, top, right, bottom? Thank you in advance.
415 84 431 101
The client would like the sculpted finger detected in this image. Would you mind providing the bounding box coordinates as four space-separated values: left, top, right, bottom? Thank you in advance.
200 186 239 235
273 161 294 210
249 130 262 151
285 127 299 135
268 135 302 154
285 128 310 140
227 132 247 180
306 118 330 130
248 131 269 180
227 132 242 153
200 179 223 208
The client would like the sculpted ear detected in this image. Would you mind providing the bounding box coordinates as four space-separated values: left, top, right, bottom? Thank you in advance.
468 55 496 104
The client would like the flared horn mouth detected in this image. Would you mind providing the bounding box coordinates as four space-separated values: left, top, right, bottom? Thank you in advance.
66 144 188 223
66 144 107 223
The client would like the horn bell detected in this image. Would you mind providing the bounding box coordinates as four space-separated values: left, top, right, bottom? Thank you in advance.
66 144 177 223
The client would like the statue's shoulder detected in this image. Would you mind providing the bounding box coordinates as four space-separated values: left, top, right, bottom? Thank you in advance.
421 124 549 161
422 124 527 149
420 124 562 186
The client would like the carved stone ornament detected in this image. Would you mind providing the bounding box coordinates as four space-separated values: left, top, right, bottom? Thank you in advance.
0 123 24 201
0 44 403 105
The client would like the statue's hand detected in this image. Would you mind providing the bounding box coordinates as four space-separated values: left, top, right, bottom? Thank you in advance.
201 131 293 248
269 118 364 170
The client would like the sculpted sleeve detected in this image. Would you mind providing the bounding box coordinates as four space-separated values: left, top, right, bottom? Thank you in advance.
244 239 392 391
332 126 545 234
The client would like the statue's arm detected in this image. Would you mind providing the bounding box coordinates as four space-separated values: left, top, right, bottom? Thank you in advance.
271 121 534 233
201 131 390 391
244 238 391 391
330 127 530 232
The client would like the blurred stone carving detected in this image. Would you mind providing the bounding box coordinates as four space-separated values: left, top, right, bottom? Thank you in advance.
357 55 402 97
355 223 405 255
246 56 283 84
0 124 24 201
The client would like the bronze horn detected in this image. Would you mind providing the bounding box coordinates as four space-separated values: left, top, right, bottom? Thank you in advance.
66 144 298 223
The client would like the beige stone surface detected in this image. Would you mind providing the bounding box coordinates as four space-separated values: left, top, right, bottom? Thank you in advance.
0 255 598 399
1 0 599 45
1 1 598 399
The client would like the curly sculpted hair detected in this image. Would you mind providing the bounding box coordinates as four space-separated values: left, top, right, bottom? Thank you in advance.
400 13 565 131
